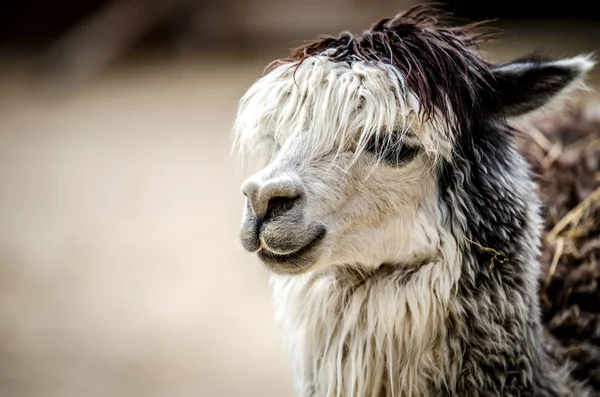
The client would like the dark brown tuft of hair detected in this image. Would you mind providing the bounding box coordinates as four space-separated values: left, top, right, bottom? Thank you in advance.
273 3 501 133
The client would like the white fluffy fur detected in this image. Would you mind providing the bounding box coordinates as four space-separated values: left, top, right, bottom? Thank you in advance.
232 55 454 173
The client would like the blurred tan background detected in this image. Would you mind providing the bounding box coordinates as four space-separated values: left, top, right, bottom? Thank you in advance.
0 1 599 396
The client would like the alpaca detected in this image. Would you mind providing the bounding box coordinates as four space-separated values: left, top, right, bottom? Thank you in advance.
232 5 597 396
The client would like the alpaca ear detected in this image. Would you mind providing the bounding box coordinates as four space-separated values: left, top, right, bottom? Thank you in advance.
486 54 594 117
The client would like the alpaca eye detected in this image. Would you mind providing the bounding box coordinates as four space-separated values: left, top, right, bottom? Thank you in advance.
364 135 420 166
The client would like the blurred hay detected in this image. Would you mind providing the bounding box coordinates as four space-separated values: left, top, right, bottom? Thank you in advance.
516 100 600 390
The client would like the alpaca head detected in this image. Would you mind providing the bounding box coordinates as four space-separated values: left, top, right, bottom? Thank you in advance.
233 5 593 276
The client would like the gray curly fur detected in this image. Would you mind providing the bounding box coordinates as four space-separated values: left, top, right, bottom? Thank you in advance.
438 122 591 396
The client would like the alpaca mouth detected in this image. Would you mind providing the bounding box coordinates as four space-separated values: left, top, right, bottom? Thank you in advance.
257 227 326 274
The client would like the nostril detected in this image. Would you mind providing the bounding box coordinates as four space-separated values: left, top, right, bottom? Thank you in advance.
265 195 300 219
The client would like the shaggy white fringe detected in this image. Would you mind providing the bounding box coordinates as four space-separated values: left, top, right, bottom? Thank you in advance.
231 54 454 172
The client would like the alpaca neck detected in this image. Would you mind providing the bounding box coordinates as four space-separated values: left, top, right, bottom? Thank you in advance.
270 250 463 397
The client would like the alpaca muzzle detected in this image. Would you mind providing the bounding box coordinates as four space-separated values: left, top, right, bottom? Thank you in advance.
239 173 326 273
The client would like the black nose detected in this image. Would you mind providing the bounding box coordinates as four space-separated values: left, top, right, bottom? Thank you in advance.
241 176 304 220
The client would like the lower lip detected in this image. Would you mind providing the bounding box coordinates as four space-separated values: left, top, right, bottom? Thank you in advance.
257 228 326 266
